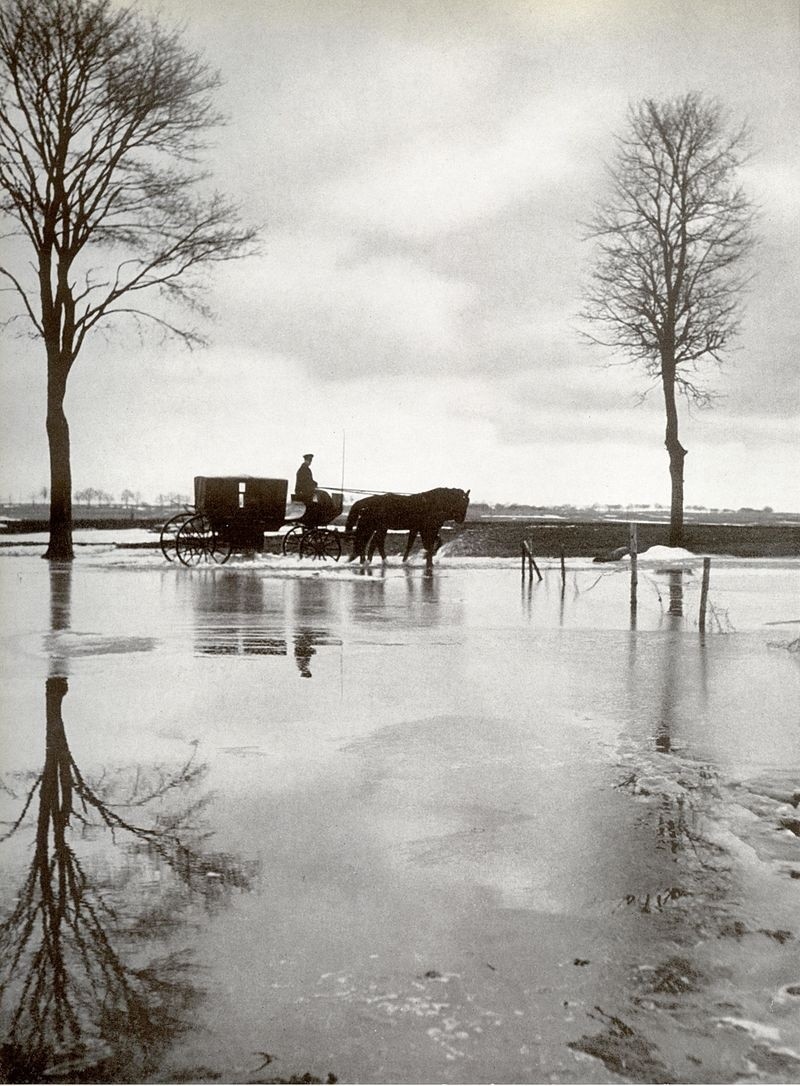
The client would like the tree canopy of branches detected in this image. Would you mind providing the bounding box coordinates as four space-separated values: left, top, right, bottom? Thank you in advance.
581 93 755 545
0 0 258 559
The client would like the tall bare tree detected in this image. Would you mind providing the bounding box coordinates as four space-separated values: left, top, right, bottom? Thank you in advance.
581 93 755 545
0 0 257 559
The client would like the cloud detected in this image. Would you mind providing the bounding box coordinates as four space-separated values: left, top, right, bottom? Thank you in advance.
212 234 475 377
6 0 797 512
743 162 800 227
318 97 599 238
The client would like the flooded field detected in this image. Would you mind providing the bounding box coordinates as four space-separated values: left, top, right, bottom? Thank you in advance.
1 551 799 1084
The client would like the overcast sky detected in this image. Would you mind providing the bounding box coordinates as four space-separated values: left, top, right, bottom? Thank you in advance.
2 0 798 509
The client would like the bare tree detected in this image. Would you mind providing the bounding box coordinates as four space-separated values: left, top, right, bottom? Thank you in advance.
0 0 258 559
581 93 756 545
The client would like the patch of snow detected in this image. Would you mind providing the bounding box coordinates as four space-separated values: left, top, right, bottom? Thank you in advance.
629 545 697 562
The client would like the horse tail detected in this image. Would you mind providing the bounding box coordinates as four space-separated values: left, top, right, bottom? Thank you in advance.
345 497 367 534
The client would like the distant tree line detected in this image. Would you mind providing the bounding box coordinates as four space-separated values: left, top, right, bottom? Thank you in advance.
72 489 191 508
5 494 781 517
467 501 781 520
9 489 191 508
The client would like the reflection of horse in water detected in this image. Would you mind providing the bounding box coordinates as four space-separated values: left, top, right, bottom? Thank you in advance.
346 487 470 572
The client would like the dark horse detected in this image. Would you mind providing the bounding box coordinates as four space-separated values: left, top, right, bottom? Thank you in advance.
346 487 470 572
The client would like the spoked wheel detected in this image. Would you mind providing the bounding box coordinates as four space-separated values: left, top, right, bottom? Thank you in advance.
175 514 232 567
299 528 341 562
207 527 233 565
282 524 305 558
160 511 194 562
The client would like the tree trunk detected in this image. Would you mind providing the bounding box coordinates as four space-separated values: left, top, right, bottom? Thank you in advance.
44 362 74 561
667 443 686 547
662 368 686 548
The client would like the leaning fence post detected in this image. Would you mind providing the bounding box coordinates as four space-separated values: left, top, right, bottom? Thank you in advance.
530 541 542 581
531 551 542 581
521 538 542 581
629 522 638 616
560 545 566 588
699 556 711 631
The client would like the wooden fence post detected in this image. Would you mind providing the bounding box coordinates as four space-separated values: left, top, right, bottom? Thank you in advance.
521 538 542 581
532 552 542 581
699 556 711 631
560 545 566 588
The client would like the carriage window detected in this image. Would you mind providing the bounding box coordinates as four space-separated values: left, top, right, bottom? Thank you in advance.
239 482 246 509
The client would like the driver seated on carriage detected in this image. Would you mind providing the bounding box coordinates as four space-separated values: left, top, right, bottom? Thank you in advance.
293 453 337 528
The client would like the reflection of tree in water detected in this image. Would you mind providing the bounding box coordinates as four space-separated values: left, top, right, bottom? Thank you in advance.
616 567 724 898
0 677 253 1083
294 630 317 678
655 569 684 753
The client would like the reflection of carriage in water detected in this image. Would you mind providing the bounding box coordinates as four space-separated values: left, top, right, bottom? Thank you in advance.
160 476 344 565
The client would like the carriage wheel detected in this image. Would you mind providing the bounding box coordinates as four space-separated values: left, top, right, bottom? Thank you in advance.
299 528 341 562
175 514 232 566
207 529 233 565
176 514 210 565
282 524 304 557
160 511 193 562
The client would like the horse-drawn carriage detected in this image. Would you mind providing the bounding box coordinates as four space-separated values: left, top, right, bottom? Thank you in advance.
160 476 471 571
160 476 344 566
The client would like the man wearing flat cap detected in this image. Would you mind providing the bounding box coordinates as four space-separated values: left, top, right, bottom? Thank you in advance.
295 453 316 504
294 453 337 528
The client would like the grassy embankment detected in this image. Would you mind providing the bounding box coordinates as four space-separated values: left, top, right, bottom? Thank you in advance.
446 519 800 559
2 508 798 558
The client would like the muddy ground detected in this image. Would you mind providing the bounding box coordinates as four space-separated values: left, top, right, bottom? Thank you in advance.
2 517 799 559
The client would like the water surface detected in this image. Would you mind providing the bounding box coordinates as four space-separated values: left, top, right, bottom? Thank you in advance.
1 555 798 1083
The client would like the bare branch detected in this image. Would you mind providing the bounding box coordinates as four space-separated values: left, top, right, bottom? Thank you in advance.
0 263 43 333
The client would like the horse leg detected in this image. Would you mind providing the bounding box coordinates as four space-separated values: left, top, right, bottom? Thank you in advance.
376 529 388 561
416 526 431 573
403 528 417 562
366 529 387 563
352 524 371 564
346 513 361 561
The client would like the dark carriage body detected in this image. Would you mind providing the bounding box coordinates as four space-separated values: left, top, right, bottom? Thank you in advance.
161 475 345 564
194 476 288 550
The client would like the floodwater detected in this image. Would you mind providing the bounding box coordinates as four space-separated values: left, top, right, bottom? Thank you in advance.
0 549 799 1085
